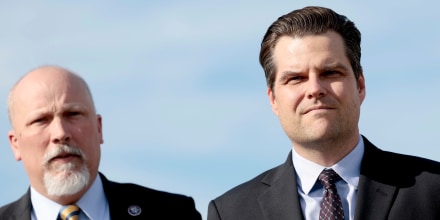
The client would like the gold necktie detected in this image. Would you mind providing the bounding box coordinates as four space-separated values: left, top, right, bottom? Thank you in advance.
58 205 80 220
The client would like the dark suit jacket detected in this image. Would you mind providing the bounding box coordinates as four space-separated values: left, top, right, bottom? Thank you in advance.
208 136 440 220
0 173 201 220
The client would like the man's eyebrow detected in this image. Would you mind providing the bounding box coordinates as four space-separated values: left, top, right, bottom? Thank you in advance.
27 109 49 118
320 63 350 72
278 70 301 81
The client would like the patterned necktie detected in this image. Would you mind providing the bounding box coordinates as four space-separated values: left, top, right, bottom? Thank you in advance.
58 205 80 220
318 169 345 220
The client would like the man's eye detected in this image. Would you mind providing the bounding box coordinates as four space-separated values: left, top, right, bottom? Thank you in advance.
66 112 81 117
323 71 341 76
31 117 48 124
287 76 304 83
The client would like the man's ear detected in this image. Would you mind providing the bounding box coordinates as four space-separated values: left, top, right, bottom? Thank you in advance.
8 130 22 161
97 114 104 144
268 87 279 116
358 73 366 104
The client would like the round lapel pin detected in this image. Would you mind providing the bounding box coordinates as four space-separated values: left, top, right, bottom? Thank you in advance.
128 205 142 216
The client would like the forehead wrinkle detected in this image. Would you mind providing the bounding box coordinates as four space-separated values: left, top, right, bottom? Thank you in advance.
8 66 97 129
26 102 88 122
318 61 351 72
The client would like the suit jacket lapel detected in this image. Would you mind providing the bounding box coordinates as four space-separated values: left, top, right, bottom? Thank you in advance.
100 173 134 219
255 137 401 220
258 152 304 220
354 137 397 220
16 191 32 220
2 189 32 220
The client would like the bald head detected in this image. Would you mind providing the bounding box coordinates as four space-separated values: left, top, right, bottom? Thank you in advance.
7 65 96 129
7 65 103 203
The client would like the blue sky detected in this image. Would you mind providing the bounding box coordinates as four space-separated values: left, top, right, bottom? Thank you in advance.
0 1 439 219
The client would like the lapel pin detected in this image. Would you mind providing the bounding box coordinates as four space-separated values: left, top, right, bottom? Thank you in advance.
127 205 142 216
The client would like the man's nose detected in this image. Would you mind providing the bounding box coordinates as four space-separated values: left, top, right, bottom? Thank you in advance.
306 75 326 99
50 117 71 144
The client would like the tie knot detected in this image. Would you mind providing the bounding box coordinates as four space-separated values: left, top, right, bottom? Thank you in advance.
58 205 80 220
318 169 341 188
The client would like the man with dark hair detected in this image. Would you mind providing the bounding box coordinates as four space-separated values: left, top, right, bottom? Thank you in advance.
208 6 440 220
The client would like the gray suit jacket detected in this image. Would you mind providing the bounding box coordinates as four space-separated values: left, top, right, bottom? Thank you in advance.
0 173 201 220
208 136 440 220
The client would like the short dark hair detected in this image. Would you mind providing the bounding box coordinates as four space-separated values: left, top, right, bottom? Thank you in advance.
259 6 362 91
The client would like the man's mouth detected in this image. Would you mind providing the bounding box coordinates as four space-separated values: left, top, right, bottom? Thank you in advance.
303 105 333 114
50 153 80 163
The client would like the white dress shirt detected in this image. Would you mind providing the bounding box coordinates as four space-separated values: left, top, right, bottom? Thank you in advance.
31 174 110 220
292 135 364 220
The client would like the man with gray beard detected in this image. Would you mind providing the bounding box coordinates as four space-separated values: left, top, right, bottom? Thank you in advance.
43 145 90 197
0 65 201 220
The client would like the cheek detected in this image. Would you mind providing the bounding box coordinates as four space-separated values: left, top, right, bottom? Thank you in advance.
329 81 346 94
17 136 47 172
83 146 100 161
277 90 302 113
18 132 48 154
73 124 101 158
337 86 362 109
330 82 356 101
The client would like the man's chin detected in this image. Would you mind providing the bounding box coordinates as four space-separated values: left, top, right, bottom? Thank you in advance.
44 166 90 197
52 167 81 177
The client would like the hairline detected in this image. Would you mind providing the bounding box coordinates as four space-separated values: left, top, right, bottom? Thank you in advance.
7 66 96 127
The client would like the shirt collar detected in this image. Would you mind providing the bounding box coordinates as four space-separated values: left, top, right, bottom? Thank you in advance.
31 174 109 220
30 187 60 220
76 174 109 219
292 135 364 195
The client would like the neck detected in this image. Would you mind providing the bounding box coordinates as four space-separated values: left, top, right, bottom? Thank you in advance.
293 134 360 167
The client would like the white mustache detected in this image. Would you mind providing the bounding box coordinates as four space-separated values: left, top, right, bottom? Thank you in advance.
44 144 85 164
